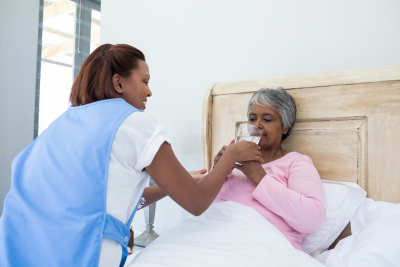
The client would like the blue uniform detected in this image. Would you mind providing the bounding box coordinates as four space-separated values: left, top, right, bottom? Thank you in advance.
0 99 141 267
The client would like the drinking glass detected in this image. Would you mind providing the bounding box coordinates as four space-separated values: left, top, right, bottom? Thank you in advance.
235 123 263 144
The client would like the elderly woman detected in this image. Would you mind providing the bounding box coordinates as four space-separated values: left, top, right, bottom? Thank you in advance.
213 88 326 252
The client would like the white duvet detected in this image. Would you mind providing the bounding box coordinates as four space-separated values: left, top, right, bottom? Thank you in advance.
126 201 324 267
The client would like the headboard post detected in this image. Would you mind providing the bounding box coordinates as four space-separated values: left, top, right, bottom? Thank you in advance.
202 83 217 171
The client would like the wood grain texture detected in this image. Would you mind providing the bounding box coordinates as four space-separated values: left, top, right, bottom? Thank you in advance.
202 66 400 203
282 119 366 185
212 65 400 96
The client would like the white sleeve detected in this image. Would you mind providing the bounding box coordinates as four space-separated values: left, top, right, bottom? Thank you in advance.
116 111 169 172
99 112 168 267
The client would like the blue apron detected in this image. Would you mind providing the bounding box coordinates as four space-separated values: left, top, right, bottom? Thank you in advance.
0 99 142 267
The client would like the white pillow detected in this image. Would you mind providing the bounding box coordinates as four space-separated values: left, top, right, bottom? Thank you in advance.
301 180 366 255
325 198 400 267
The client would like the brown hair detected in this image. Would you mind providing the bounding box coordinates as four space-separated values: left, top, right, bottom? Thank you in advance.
70 44 145 106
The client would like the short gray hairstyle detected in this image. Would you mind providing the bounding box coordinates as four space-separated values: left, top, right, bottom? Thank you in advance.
247 88 296 141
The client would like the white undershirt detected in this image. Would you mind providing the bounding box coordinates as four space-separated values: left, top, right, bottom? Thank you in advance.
98 111 168 267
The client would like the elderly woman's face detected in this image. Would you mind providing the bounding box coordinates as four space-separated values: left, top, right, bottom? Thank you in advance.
248 104 288 149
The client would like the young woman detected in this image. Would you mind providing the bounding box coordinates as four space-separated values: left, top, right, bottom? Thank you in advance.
0 44 262 267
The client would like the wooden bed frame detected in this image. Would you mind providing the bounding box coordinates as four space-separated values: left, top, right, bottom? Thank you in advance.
202 65 400 203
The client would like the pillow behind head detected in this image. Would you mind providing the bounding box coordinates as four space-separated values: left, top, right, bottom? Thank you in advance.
301 180 366 255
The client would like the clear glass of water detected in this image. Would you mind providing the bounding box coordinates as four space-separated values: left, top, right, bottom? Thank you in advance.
235 123 263 144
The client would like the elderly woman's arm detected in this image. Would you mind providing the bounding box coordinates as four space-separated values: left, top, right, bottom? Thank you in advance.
251 156 325 235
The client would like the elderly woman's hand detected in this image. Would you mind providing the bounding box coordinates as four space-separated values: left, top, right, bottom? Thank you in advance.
189 169 208 182
235 161 266 185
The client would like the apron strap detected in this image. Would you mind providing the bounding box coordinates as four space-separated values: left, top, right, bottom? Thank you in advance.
119 191 144 267
103 214 130 247
127 191 143 227
102 192 143 267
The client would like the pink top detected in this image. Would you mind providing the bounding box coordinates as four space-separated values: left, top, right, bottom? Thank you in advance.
214 152 325 251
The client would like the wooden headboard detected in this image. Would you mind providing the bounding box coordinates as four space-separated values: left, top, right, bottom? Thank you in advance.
202 65 400 203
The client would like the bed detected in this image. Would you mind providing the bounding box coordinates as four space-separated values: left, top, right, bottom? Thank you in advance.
127 66 400 267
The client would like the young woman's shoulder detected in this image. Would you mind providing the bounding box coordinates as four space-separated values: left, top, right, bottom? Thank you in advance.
123 111 159 128
114 111 169 171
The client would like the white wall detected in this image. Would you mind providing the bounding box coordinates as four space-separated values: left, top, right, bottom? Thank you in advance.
0 1 40 215
101 0 400 233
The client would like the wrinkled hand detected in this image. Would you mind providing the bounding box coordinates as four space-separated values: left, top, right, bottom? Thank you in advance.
227 140 263 164
189 169 208 182
235 161 266 185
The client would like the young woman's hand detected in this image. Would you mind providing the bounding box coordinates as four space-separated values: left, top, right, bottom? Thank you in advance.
234 161 266 185
214 139 234 166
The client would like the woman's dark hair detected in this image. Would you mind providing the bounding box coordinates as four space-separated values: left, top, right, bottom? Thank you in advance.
70 44 145 106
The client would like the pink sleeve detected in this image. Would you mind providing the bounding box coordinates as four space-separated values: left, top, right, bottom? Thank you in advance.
252 156 326 235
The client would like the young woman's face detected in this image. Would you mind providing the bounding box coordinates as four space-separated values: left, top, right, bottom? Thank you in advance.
248 104 287 149
115 60 152 110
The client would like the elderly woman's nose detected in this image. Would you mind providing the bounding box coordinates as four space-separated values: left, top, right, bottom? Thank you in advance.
253 119 262 129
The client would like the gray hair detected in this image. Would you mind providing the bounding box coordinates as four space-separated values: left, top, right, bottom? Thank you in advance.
247 88 296 141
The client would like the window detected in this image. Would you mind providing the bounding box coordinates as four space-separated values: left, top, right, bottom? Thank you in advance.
36 0 101 136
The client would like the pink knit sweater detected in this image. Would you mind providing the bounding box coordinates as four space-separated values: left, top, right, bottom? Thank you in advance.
214 152 325 251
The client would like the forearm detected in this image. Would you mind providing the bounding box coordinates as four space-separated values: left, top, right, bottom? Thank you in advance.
253 176 325 234
146 141 260 216
147 144 236 216
141 185 167 209
191 152 236 212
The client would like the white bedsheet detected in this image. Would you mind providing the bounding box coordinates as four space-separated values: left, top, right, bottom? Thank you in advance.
126 201 324 267
324 199 400 267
